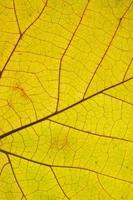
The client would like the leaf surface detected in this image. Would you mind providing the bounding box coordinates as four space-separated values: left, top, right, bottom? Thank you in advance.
0 0 133 199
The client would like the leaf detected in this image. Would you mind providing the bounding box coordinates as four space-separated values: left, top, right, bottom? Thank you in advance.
0 0 133 199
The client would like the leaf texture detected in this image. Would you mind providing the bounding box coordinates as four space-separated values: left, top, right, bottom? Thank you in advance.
0 0 133 199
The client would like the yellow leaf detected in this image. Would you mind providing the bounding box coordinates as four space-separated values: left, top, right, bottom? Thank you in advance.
0 0 133 199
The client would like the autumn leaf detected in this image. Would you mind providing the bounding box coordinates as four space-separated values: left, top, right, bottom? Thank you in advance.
0 0 133 199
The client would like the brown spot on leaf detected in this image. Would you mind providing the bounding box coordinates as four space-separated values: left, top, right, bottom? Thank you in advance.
12 83 29 100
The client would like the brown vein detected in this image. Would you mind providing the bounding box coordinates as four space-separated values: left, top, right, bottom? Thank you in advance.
102 92 133 106
13 0 22 35
48 119 133 143
56 0 90 111
0 0 48 79
83 0 133 98
6 154 27 200
123 58 133 81
97 174 117 200
0 162 9 176
50 167 70 200
0 76 132 140
0 149 133 185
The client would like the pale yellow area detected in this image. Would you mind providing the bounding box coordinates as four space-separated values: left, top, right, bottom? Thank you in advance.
0 0 133 199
